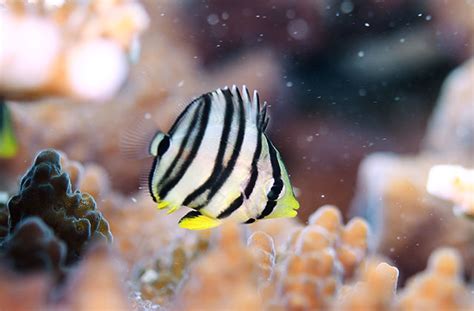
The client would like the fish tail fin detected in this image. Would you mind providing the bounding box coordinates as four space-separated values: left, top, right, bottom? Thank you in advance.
178 210 221 230
266 191 300 219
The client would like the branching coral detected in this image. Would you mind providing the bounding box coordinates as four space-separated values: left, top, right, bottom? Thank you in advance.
7 149 112 265
397 248 474 310
333 260 399 311
271 206 370 310
0 0 149 101
172 222 263 311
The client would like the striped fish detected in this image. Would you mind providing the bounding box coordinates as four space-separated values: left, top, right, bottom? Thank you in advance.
148 86 300 230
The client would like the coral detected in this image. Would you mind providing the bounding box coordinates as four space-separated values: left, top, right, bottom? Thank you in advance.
0 217 67 277
247 231 276 286
272 206 370 310
0 0 149 101
172 222 263 311
427 165 474 219
7 149 112 264
424 58 474 157
59 244 130 311
333 260 399 311
0 270 50 311
351 59 474 280
135 230 211 306
396 248 474 310
0 192 8 240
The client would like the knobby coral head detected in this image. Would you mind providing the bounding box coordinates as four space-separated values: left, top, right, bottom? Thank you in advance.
5 149 112 266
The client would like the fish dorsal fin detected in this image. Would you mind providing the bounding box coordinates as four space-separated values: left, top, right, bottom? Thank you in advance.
204 85 269 131
178 210 221 230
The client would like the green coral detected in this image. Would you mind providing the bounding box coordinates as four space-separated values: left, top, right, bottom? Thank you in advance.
6 149 112 265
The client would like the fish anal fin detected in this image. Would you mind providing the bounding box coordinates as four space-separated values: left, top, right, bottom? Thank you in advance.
178 210 221 230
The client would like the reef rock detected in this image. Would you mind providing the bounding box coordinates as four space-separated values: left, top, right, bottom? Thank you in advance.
351 59 474 280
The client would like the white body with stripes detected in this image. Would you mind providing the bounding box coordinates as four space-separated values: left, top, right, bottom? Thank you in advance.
148 86 300 230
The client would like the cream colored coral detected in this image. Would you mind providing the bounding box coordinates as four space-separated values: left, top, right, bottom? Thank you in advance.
333 259 399 311
397 248 474 311
172 222 263 311
247 231 276 284
275 206 370 310
427 164 474 219
0 0 149 101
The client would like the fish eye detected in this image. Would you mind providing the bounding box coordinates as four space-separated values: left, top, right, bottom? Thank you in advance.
157 135 170 156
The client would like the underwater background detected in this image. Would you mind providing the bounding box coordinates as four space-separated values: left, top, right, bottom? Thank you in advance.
0 0 473 310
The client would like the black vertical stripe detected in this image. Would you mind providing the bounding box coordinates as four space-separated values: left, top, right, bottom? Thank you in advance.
168 97 202 136
158 96 212 199
206 89 246 200
257 200 276 219
217 193 244 219
256 136 282 219
182 89 235 206
244 94 266 199
157 103 203 190
148 157 159 202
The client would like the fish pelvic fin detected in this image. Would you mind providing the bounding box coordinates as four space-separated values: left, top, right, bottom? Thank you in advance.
156 200 180 214
178 210 221 230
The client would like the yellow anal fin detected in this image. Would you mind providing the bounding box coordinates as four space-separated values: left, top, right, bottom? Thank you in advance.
178 210 221 230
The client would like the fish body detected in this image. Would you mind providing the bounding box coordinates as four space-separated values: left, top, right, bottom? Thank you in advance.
0 101 18 159
148 86 299 230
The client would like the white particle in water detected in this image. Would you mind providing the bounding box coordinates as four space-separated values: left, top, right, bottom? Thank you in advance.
321 194 325 198
144 112 151 119
207 14 219 26
287 18 309 40
340 0 354 14
400 38 405 43
425 15 432 21
358 51 365 57
364 22 370 27
178 80 184 87
306 135 314 142
286 81 293 87
221 12 229 20
131 197 137 203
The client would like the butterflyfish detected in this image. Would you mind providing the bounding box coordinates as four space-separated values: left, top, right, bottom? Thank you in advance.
147 86 300 230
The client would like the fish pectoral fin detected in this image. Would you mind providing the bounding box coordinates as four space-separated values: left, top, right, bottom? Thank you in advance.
178 210 221 230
